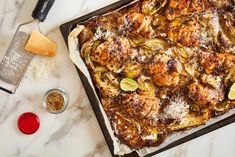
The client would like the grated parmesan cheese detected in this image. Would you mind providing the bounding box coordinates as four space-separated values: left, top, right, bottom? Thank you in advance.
164 98 189 119
25 55 55 83
93 26 114 40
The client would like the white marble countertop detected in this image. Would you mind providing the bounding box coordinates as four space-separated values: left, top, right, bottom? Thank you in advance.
0 0 235 157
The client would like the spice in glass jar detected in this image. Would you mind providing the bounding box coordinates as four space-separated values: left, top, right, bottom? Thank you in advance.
43 88 69 114
46 92 64 112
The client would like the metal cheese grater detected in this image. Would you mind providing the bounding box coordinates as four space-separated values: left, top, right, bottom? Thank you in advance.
0 0 55 94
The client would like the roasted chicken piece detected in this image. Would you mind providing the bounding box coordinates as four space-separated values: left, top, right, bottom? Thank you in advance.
152 14 169 37
220 12 235 38
110 112 144 148
201 74 223 89
91 37 131 72
166 0 204 21
198 10 220 49
96 15 120 32
118 12 155 38
122 93 160 119
110 112 167 148
188 81 224 108
200 51 235 75
205 0 234 9
101 97 121 113
79 14 120 43
79 27 94 44
149 54 180 86
218 12 235 54
168 18 201 47
169 109 210 131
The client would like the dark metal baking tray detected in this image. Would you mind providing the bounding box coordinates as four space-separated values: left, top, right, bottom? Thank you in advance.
59 1 235 156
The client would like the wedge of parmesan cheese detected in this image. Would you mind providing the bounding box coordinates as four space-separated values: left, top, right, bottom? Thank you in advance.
25 30 56 57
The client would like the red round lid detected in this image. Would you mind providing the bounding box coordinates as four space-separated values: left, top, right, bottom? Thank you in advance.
17 112 40 135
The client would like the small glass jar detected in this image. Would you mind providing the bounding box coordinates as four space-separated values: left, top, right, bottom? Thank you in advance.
17 112 40 135
43 88 69 114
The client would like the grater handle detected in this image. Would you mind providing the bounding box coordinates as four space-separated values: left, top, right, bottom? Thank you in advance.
32 0 55 22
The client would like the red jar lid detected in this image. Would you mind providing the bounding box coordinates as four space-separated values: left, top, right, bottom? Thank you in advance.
17 112 40 135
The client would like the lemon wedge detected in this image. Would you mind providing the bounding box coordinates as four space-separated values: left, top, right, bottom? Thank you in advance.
120 78 139 92
228 83 235 100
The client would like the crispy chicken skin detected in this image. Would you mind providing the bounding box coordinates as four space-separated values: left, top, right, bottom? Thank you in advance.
188 81 224 108
218 12 235 54
95 15 120 32
205 0 234 9
166 0 204 21
149 54 180 86
119 12 155 38
168 18 201 47
220 12 234 36
79 27 94 44
122 93 160 119
110 112 166 148
200 51 235 75
91 37 131 67
79 14 121 43
110 112 145 148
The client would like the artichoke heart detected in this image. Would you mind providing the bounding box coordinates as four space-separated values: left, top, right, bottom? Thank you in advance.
107 64 125 73
141 38 166 51
128 35 144 47
174 47 194 63
185 62 199 77
80 42 95 69
142 0 168 15
94 66 120 97
92 40 101 53
124 62 141 78
104 72 119 86
137 76 156 95
81 42 91 58
170 18 185 27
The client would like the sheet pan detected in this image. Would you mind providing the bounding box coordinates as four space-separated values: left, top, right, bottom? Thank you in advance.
60 1 235 156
